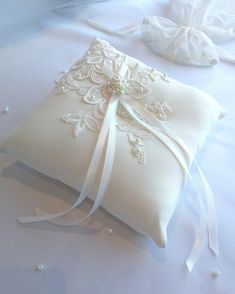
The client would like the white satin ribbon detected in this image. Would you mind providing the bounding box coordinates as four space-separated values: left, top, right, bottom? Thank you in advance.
18 95 118 224
18 62 218 271
120 96 218 271
81 17 140 37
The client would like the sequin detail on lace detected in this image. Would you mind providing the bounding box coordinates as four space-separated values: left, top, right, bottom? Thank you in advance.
56 38 172 163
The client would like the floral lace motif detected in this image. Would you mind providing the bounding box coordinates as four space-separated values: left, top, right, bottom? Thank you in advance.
56 38 172 163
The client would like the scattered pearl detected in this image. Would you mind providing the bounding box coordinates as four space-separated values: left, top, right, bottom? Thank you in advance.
35 264 45 272
108 228 113 235
143 17 150 24
1 106 10 114
162 73 168 80
139 86 144 92
211 269 221 278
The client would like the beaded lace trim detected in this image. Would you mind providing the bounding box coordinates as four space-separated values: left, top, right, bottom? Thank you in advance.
55 38 172 163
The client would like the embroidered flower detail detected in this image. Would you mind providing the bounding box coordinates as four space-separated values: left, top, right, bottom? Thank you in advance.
145 101 172 120
129 135 146 164
56 38 171 163
61 112 100 137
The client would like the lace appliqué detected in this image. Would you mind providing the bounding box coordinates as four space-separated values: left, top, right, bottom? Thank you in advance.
145 101 172 121
56 38 172 163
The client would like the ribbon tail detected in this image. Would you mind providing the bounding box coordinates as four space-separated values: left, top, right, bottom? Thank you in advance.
186 162 219 271
215 45 235 64
194 162 219 256
47 100 118 226
81 17 139 37
17 96 118 224
185 185 207 272
121 97 218 271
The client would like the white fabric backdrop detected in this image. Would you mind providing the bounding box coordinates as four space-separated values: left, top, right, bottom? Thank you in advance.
0 0 235 293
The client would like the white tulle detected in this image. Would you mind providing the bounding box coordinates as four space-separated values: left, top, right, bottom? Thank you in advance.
81 0 235 66
142 0 235 66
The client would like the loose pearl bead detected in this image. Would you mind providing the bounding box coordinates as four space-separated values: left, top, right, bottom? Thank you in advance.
211 269 221 278
36 264 45 272
108 228 113 235
139 86 144 92
143 17 150 24
1 106 10 114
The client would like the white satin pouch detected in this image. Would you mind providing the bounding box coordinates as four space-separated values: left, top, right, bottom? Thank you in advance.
0 38 226 271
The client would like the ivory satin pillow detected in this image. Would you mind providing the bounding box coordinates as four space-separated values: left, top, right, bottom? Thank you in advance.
1 38 225 253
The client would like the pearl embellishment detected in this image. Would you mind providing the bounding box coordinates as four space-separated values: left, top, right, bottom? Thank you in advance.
106 77 127 97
